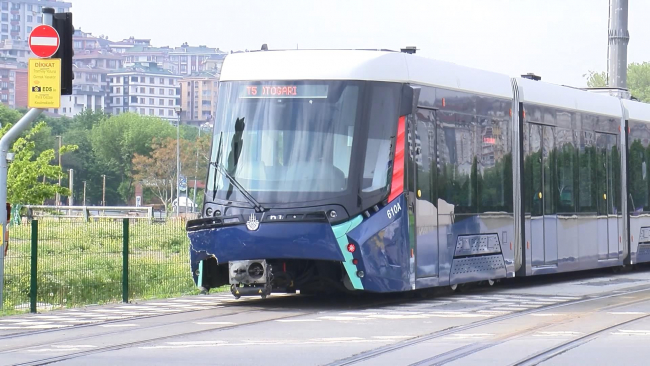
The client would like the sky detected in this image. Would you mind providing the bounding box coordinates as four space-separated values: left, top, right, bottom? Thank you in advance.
70 0 650 88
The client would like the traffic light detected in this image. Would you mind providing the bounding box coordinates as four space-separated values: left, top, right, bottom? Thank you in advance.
50 11 74 95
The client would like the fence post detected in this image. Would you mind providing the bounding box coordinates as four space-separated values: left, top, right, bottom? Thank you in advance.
122 218 129 303
30 219 38 313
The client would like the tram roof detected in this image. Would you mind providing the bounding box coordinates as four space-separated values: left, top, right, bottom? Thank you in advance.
220 49 514 99
516 77 623 118
622 98 650 122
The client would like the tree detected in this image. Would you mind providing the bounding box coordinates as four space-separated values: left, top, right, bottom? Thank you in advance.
584 62 650 102
1 120 77 205
62 109 110 205
132 137 178 212
91 113 176 204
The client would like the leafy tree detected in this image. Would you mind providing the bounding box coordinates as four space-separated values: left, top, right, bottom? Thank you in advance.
584 62 650 102
90 113 176 204
62 109 110 205
181 133 211 183
132 137 178 212
0 120 77 205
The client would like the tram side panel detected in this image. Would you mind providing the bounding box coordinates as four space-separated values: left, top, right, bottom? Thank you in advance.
410 85 515 288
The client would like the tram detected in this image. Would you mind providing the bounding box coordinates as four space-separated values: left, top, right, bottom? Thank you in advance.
186 49 650 298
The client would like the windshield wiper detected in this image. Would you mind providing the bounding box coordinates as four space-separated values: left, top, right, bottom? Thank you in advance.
211 161 266 213
211 132 223 202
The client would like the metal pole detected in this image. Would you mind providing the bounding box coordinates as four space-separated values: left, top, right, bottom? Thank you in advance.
122 218 129 303
1 9 51 310
607 0 629 88
30 219 38 313
0 108 44 310
102 175 106 206
83 180 86 206
68 169 73 206
176 108 181 217
192 125 200 213
55 135 61 206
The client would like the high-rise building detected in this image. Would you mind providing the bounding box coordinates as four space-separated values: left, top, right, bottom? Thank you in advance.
169 44 226 76
179 72 219 125
0 56 16 108
0 0 72 42
108 62 181 122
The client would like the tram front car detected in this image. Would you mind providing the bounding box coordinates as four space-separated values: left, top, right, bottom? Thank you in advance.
187 51 414 298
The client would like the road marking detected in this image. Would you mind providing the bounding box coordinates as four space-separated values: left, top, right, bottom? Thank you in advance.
274 319 321 323
530 313 561 317
612 330 650 336
533 331 582 337
608 312 647 315
443 333 494 340
98 323 138 328
168 341 227 345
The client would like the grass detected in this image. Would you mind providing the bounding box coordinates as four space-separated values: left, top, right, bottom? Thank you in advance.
2 218 204 315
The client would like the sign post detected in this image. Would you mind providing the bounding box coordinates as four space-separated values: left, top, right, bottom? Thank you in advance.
0 7 72 310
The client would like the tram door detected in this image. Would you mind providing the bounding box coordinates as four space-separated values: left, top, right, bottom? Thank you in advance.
529 124 558 267
596 133 620 260
412 108 439 278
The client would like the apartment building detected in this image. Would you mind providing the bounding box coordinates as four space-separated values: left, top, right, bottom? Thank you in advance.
0 56 16 107
0 0 71 41
169 44 226 76
108 62 181 122
179 72 219 125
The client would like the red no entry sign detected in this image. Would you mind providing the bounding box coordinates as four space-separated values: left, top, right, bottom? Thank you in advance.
28 25 60 58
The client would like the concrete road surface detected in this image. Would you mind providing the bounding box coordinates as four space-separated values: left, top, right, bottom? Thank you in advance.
3 267 650 365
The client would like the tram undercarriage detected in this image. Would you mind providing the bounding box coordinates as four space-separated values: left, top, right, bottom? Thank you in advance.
199 258 347 298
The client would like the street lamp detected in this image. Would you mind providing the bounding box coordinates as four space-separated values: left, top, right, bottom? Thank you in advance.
174 106 182 217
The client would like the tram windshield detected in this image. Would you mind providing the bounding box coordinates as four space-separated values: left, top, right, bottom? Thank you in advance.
207 80 397 205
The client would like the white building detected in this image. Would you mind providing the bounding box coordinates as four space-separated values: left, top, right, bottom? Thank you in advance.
108 62 181 122
0 0 71 42
169 44 227 76
56 65 107 117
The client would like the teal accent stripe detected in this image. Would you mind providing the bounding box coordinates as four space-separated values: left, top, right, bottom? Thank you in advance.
197 260 204 288
332 215 364 290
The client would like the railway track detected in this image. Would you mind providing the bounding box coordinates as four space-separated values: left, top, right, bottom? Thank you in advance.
1 292 416 365
329 284 650 366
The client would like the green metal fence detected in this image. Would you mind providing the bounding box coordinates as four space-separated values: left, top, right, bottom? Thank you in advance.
2 218 197 315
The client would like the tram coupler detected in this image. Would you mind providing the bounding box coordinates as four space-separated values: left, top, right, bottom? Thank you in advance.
231 284 272 299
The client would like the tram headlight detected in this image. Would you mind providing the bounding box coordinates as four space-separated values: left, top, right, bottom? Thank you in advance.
328 210 338 219
206 207 213 217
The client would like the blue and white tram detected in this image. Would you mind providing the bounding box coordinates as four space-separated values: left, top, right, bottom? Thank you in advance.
185 49 649 298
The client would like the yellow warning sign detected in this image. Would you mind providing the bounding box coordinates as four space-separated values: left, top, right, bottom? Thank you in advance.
28 58 61 109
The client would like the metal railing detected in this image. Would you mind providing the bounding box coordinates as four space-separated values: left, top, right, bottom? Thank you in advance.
23 206 153 221
2 217 198 314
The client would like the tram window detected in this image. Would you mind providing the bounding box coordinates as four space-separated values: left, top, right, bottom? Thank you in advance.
556 128 576 212
578 131 596 212
478 117 508 212
437 111 477 213
628 121 650 211
361 84 400 193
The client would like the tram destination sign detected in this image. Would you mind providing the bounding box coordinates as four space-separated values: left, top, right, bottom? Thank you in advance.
240 85 328 99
